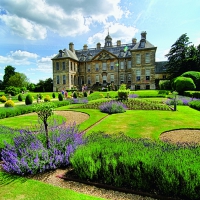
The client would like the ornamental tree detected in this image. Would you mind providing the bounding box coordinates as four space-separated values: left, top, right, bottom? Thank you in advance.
34 102 55 149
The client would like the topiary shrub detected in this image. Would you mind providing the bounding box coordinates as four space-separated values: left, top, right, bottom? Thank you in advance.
159 80 171 90
99 101 127 114
83 91 87 97
73 92 78 99
118 90 129 100
4 100 15 107
25 94 33 105
52 92 56 98
173 77 196 95
38 93 43 100
58 93 63 101
0 95 7 103
18 94 23 101
44 95 51 102
181 71 200 90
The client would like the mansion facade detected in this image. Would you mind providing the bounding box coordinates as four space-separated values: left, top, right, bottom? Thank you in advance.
52 31 167 92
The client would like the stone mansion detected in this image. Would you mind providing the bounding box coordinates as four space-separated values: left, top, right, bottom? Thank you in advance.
52 31 167 92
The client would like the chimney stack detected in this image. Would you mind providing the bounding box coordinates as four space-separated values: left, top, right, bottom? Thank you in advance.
132 38 137 44
96 42 101 49
141 31 147 40
69 42 75 52
117 40 121 46
83 44 88 50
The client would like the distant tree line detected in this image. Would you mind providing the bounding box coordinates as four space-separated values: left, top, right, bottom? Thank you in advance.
0 65 53 94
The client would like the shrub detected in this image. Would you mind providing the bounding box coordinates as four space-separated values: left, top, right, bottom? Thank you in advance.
83 91 87 97
4 100 15 107
159 80 171 90
5 86 20 96
71 133 200 200
99 101 127 114
189 100 200 111
0 95 7 103
44 95 51 102
1 123 85 175
119 83 127 90
18 94 23 101
181 71 200 90
88 92 104 101
38 93 43 100
173 77 196 95
118 90 129 100
58 93 63 101
72 92 78 98
25 94 33 105
20 86 27 93
52 92 56 98
184 91 200 98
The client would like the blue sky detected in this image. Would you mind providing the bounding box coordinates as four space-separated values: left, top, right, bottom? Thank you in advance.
0 0 199 84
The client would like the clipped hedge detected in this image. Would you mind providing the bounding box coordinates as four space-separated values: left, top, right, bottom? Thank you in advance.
173 77 196 95
184 91 200 98
0 100 71 119
189 100 200 111
181 71 200 90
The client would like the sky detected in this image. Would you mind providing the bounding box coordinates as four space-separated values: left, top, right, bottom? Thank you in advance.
0 0 200 84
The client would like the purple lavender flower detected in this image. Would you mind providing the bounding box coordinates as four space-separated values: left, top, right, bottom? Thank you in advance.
128 94 138 98
99 101 127 114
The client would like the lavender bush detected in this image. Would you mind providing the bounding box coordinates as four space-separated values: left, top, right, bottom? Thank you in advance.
1 123 85 175
165 95 198 106
99 101 127 114
69 97 88 104
128 94 138 98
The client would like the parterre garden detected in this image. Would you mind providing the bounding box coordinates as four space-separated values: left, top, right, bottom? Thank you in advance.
1 89 200 199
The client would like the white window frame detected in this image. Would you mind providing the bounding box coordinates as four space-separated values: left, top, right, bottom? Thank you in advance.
96 75 99 83
136 69 141 81
63 75 66 84
145 53 150 64
56 75 60 84
95 63 99 71
110 74 114 83
136 54 141 64
120 61 124 70
127 60 131 69
56 62 59 70
102 62 107 70
87 64 90 72
145 69 150 81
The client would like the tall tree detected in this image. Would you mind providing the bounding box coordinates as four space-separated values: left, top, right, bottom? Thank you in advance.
3 65 15 88
165 34 191 79
44 78 53 92
7 72 29 88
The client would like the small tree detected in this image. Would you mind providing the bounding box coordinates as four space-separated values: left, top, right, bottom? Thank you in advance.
34 102 55 149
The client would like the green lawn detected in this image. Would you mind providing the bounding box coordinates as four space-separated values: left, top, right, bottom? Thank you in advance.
0 114 66 130
85 106 200 140
0 171 105 200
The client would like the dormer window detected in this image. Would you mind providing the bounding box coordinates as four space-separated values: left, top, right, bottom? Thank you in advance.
140 41 145 48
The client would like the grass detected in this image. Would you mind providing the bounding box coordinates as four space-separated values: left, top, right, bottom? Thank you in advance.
0 114 66 130
85 106 200 140
0 171 105 200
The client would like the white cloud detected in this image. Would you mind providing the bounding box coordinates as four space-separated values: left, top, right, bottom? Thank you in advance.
0 50 39 66
0 14 47 40
27 54 56 74
87 23 138 46
194 38 200 46
0 0 124 39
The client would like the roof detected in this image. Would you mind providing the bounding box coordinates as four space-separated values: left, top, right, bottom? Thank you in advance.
155 61 168 74
51 49 78 61
75 44 135 62
131 40 156 50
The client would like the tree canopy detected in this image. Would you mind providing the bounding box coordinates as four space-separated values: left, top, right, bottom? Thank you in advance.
3 65 16 88
165 34 200 79
7 72 29 88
